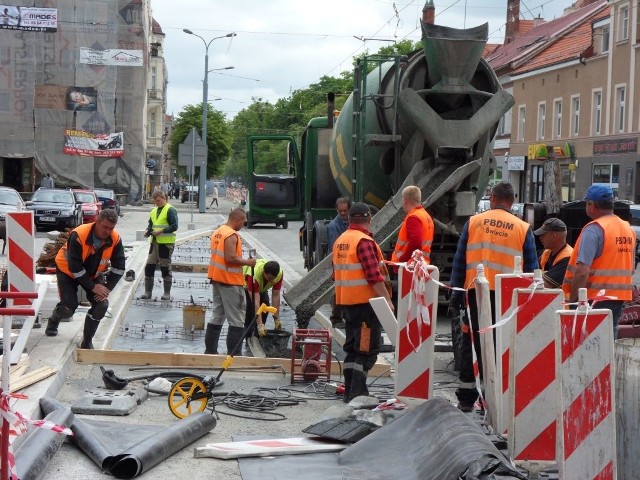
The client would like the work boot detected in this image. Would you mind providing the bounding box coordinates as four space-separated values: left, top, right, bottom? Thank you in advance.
161 276 172 300
140 277 154 299
80 314 100 349
342 368 353 403
346 368 369 401
204 323 222 354
226 326 245 356
45 313 61 337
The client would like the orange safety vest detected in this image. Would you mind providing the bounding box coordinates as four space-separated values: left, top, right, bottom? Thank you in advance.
392 206 434 262
563 215 635 301
208 224 244 285
333 229 383 305
464 208 530 290
56 223 120 279
540 244 573 271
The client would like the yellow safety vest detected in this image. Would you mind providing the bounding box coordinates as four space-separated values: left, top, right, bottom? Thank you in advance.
149 203 176 244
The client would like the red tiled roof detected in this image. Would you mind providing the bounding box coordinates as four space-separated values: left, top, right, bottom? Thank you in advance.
487 0 607 75
511 7 609 75
483 43 501 58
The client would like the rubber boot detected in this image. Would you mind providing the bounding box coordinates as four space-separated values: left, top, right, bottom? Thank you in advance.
226 326 245 356
347 369 369 401
45 311 62 337
204 323 222 354
80 314 100 349
342 368 353 403
161 276 172 300
140 277 154 299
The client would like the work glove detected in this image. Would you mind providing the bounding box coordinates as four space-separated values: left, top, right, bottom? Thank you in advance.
273 316 282 331
257 323 267 337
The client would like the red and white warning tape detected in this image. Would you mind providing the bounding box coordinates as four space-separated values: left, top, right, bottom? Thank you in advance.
1 391 73 480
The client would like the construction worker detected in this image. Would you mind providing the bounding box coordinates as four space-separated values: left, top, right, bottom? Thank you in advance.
391 185 434 264
534 217 573 289
140 190 178 300
45 209 125 349
205 208 256 355
333 202 394 402
327 197 351 328
563 184 635 338
243 259 283 337
449 182 538 412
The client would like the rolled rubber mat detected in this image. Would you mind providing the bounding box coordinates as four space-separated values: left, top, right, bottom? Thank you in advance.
40 397 216 479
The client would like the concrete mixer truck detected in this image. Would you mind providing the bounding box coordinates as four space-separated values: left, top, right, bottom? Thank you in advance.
246 21 514 325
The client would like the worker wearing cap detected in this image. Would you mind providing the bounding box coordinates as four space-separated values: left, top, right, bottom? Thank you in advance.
333 202 393 402
534 218 573 289
391 185 434 264
243 259 283 337
563 184 635 338
449 182 538 412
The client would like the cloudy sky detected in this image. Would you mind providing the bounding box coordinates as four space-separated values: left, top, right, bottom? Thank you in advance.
151 0 572 119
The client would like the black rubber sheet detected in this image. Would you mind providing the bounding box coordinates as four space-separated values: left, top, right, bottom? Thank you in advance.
40 397 217 479
239 398 526 480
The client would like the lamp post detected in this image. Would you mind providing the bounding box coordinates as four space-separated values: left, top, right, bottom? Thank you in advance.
183 29 236 213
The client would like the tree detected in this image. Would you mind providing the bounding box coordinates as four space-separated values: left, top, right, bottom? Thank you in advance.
168 103 231 180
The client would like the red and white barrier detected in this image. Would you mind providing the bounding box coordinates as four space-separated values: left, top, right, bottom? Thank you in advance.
475 265 497 423
508 287 564 462
7 212 36 307
556 299 616 479
394 263 439 403
495 267 534 434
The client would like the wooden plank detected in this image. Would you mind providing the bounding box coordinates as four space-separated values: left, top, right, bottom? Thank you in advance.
77 349 392 377
10 366 57 392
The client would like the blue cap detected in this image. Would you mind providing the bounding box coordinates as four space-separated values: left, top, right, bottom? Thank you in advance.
584 184 613 201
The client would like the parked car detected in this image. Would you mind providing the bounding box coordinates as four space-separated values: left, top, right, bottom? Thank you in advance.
181 185 198 203
511 203 525 219
73 189 102 223
0 186 26 247
476 196 490 213
25 188 83 231
94 188 121 216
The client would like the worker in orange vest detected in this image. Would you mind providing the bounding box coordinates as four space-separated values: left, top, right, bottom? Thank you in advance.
534 217 573 288
391 185 434 264
563 184 635 338
205 208 256 355
333 202 394 403
449 182 538 412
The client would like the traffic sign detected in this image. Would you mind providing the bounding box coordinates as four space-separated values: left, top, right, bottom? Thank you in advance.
178 128 207 172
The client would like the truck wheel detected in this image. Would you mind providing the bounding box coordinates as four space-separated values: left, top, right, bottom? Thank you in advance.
314 234 325 266
246 213 254 229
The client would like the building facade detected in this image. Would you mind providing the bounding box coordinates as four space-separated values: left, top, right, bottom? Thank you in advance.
489 0 640 204
0 0 166 203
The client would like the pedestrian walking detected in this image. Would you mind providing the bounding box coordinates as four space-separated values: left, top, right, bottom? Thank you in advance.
140 191 178 301
41 173 54 189
209 185 219 208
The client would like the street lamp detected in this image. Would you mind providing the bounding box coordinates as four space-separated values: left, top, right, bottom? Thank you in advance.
183 29 237 212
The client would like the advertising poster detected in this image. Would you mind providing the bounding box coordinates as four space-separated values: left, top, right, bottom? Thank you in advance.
63 129 124 157
79 48 143 67
0 5 57 31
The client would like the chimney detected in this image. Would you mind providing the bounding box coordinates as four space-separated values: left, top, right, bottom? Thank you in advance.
422 0 435 25
505 0 520 44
